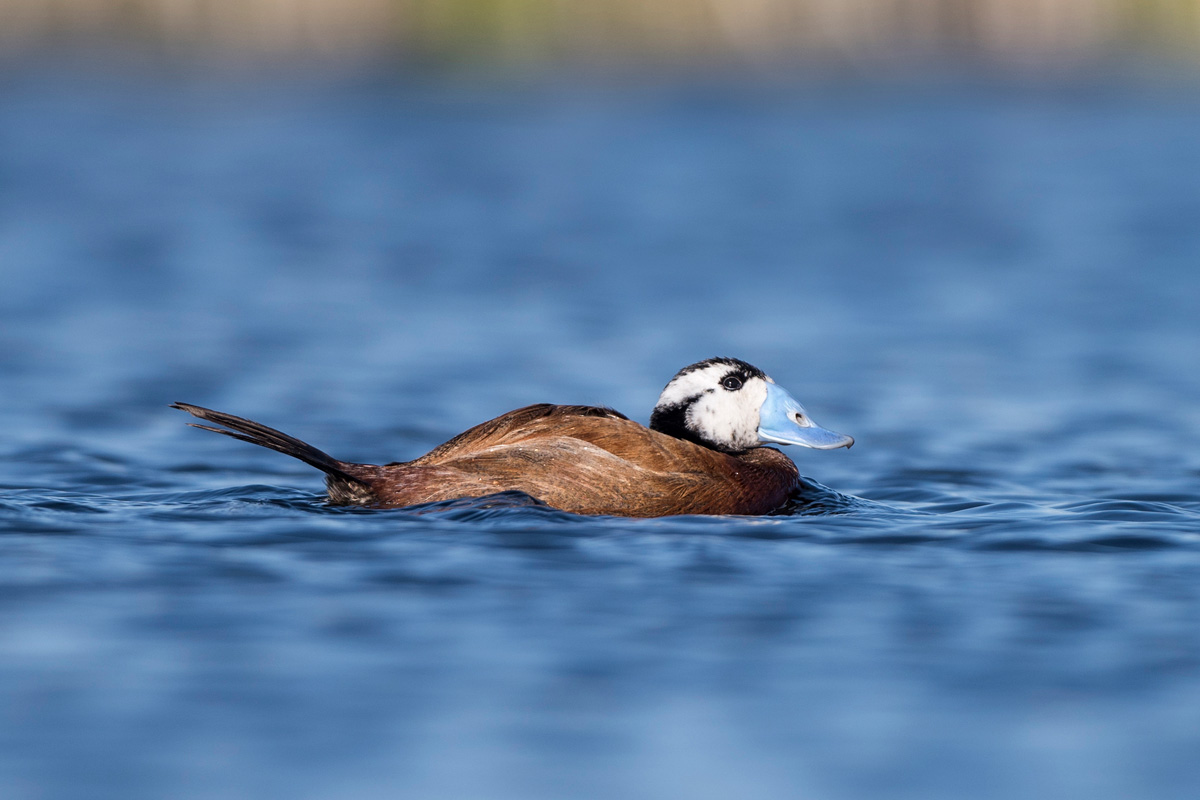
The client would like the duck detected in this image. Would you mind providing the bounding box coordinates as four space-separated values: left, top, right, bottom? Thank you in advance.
172 357 853 518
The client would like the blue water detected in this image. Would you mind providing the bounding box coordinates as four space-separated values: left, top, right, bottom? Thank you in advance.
2 67 1200 799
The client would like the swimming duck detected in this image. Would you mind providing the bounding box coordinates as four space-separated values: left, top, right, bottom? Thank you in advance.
172 357 852 517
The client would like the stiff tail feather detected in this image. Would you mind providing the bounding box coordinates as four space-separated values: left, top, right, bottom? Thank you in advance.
171 402 368 490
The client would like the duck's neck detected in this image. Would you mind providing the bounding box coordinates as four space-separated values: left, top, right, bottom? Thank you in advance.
649 404 741 454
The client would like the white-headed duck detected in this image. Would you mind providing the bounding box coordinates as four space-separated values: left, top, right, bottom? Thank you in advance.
172 357 852 517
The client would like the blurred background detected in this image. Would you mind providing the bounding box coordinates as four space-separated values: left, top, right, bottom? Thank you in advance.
2 3 1200 800
2 0 1200 64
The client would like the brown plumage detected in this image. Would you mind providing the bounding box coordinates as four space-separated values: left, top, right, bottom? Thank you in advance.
172 357 853 518
170 402 799 517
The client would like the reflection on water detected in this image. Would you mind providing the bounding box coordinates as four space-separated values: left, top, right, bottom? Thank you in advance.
1 68 1200 799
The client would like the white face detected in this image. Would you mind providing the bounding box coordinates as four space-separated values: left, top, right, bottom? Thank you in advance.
651 360 773 452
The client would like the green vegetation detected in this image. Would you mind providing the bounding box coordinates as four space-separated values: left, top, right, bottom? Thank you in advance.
2 0 1198 64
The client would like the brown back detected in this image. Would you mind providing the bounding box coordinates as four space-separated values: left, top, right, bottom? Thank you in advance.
358 404 800 516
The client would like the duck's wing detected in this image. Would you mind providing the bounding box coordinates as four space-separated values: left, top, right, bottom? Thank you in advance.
411 404 614 461
412 403 726 473
380 433 795 517
372 404 793 516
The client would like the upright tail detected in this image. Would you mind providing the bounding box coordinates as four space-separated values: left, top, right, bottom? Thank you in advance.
172 402 371 493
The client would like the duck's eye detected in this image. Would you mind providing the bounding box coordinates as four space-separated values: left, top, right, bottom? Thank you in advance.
722 376 743 391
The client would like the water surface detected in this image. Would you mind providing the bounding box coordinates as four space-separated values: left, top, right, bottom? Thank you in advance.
2 68 1200 799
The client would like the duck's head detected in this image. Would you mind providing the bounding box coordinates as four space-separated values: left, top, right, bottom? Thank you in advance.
649 357 854 454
